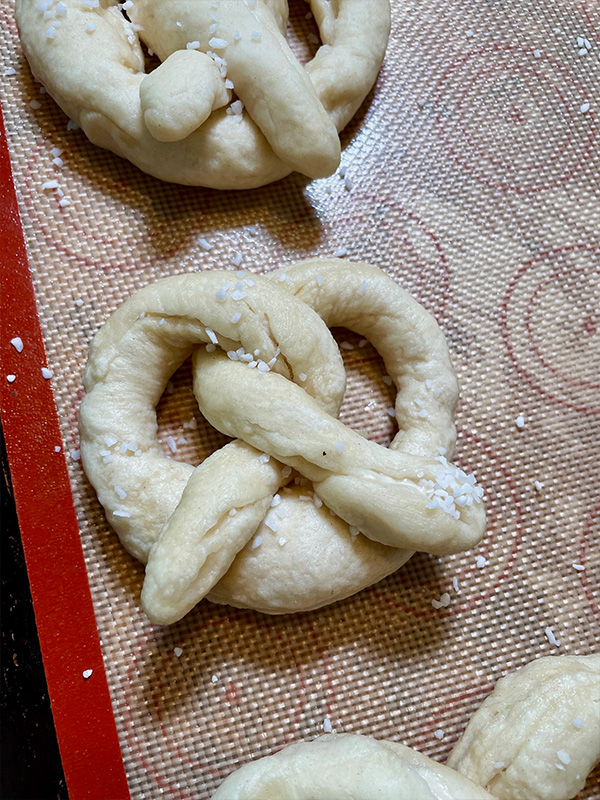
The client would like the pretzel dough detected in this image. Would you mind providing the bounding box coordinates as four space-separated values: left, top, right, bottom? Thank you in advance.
447 654 600 800
211 734 495 799
79 260 486 623
15 0 391 188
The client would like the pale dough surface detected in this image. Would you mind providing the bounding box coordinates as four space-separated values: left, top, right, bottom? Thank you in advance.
15 0 391 188
79 260 486 623
447 654 600 800
211 733 495 800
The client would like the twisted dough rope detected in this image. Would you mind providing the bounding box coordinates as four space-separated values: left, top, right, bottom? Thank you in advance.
211 654 600 800
79 260 485 624
15 0 391 188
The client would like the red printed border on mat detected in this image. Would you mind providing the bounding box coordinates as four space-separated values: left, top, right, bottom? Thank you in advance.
0 110 130 799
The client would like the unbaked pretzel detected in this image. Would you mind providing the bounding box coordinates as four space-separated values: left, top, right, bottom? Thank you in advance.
15 0 391 188
211 655 600 800
447 653 600 800
211 734 495 800
79 260 486 623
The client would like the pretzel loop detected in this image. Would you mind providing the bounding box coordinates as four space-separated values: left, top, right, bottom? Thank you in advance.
15 0 391 188
79 261 486 624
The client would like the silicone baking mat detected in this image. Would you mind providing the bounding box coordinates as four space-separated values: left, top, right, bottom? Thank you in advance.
1 0 599 798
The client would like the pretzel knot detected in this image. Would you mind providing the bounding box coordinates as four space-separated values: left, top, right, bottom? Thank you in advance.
79 260 486 624
16 0 391 188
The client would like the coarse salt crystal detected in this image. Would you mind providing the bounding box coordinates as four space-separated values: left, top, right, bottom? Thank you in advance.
251 535 263 548
41 367 53 379
259 454 270 464
358 280 367 295
476 555 487 568
580 102 590 114
82 669 93 679
198 237 212 250
251 30 262 41
493 761 505 769
55 0 67 13
545 626 560 647
466 29 474 37
572 563 585 571
316 273 324 286
30 99 41 110
334 441 344 454
229 508 237 516
166 435 177 453
85 21 96 31
264 516 278 532
333 247 348 257
231 312 241 323
58 198 70 207
515 414 525 428
11 337 24 353
205 327 218 344
216 287 228 302
533 49 541 58
270 494 281 507
323 717 333 733
70 449 80 460
4 67 17 76
211 674 218 683
54 445 61 452
278 537 287 546
534 480 543 491
174 647 183 658
298 373 307 382
386 407 396 417
349 526 360 536
46 25 57 38
206 343 216 353
209 37 228 49
557 750 570 765
186 41 200 50
434 729 444 739
114 509 131 518
115 485 127 499
572 718 583 728
452 576 460 593
7 375 16 383
232 252 243 266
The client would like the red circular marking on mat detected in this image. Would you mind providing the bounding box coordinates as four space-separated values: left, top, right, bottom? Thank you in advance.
434 46 596 193
577 504 600 623
20 138 204 272
122 618 307 794
328 195 451 320
583 0 599 34
372 430 523 617
413 681 494 755
501 244 600 415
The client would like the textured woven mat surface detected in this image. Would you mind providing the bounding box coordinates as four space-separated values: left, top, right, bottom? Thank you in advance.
1 0 599 797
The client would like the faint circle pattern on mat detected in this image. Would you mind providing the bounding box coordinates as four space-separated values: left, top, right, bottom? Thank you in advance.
328 198 451 319
578 504 599 623
501 245 600 414
373 430 523 617
413 681 494 756
122 619 308 791
434 46 596 192
583 0 599 34
22 138 204 271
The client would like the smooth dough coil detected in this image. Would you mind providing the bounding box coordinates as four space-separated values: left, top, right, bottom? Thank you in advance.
447 654 600 800
211 734 495 800
15 0 391 188
79 260 486 624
